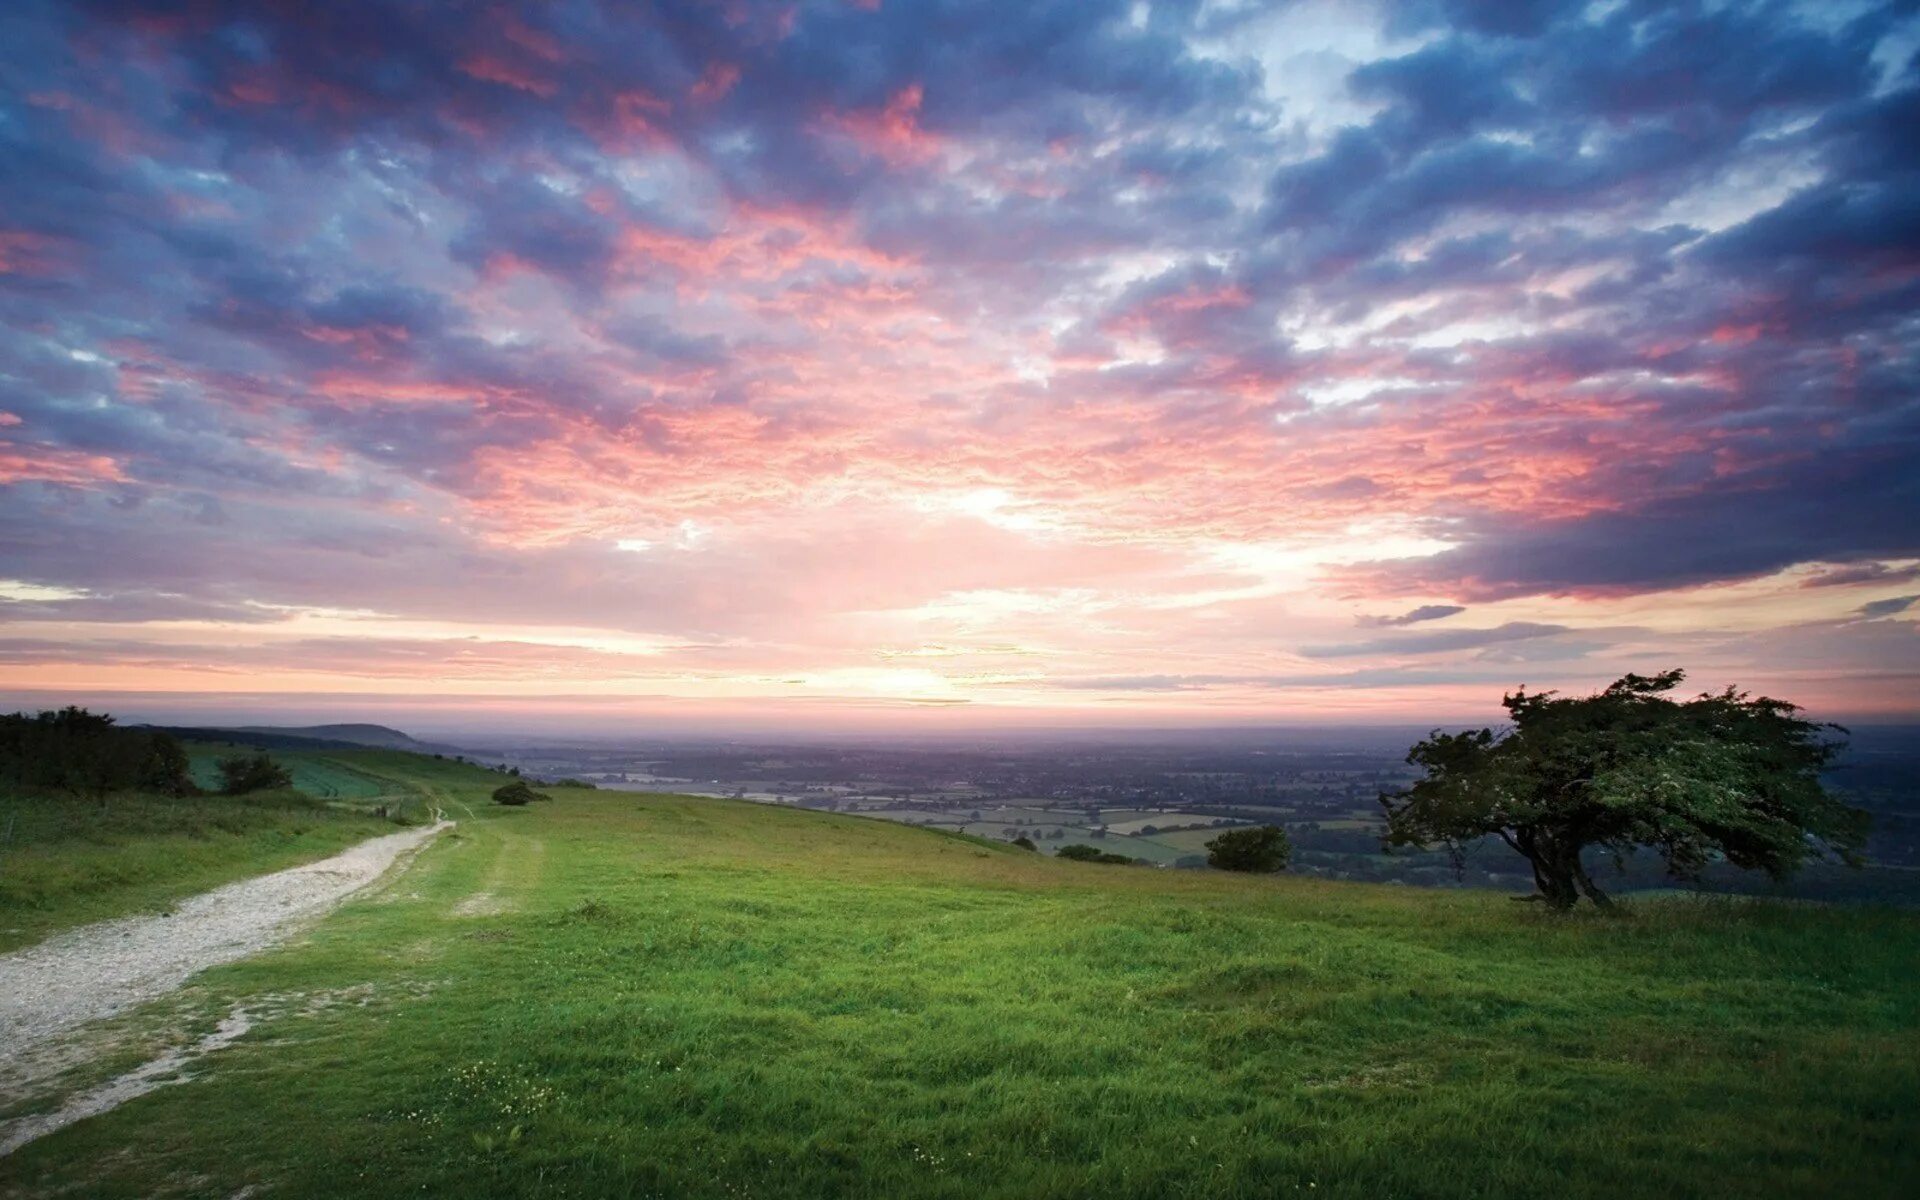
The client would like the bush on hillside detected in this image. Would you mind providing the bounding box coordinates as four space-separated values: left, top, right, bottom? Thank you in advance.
1057 843 1146 865
0 707 197 802
1206 825 1292 873
218 753 294 795
493 780 550 806
1011 835 1038 851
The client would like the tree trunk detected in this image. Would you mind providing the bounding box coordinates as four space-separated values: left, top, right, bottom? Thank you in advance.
1529 856 1580 909
1528 859 1573 907
1570 857 1615 909
1517 830 1580 909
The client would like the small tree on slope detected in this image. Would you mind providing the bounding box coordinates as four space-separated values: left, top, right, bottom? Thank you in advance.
1206 825 1291 873
218 752 293 795
1379 670 1868 909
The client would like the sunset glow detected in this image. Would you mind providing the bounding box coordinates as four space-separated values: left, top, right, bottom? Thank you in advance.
2 0 1917 730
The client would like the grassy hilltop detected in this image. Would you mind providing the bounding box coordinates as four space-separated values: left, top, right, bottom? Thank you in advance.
2 749 1917 1198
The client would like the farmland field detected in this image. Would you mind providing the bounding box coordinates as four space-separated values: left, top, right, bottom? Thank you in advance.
1094 808 1180 825
1103 835 1190 864
183 743 509 819
969 806 1083 825
186 743 396 800
1151 827 1243 853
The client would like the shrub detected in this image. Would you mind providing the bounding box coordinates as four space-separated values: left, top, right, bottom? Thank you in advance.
1206 825 1292 873
1057 843 1144 865
218 753 294 796
560 898 622 924
1011 835 1038 851
492 780 550 806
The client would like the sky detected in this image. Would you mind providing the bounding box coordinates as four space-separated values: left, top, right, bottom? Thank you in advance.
1 0 1917 735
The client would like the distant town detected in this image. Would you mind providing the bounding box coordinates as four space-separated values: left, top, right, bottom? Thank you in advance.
475 728 1920 902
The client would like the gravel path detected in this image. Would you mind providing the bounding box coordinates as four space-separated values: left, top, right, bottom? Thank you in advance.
0 820 449 1092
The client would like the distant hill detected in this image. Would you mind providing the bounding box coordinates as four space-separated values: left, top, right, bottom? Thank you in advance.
231 724 426 749
146 723 471 755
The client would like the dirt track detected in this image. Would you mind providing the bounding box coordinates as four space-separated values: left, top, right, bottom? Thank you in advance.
0 820 449 1099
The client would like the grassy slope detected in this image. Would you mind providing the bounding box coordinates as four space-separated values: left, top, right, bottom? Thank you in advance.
182 742 507 815
0 748 505 954
3 769 1917 1199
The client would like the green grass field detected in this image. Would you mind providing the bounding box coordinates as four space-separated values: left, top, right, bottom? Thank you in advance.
182 742 504 816
3 755 1917 1198
1150 827 1239 853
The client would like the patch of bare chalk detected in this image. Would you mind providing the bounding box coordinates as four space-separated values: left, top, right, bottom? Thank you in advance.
453 891 508 917
0 1007 254 1156
0 983 423 1158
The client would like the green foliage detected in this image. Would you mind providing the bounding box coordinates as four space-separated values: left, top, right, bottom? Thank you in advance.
0 707 196 801
1206 824 1292 872
141 730 195 795
218 752 295 796
1381 670 1870 908
1011 835 1038 851
492 780 549 806
1056 843 1147 865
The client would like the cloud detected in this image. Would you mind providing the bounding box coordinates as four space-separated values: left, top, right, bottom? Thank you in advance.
1804 562 1920 589
0 0 1916 719
1857 595 1919 620
1358 604 1466 628
1301 622 1576 660
1339 448 1920 601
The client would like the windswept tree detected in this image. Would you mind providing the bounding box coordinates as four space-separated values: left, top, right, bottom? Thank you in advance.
1380 671 1868 909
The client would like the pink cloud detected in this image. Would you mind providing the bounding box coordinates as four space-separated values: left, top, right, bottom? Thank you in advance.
5 0 1914 723
0 444 127 486
690 62 741 104
0 231 66 277
458 53 559 97
819 83 945 166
